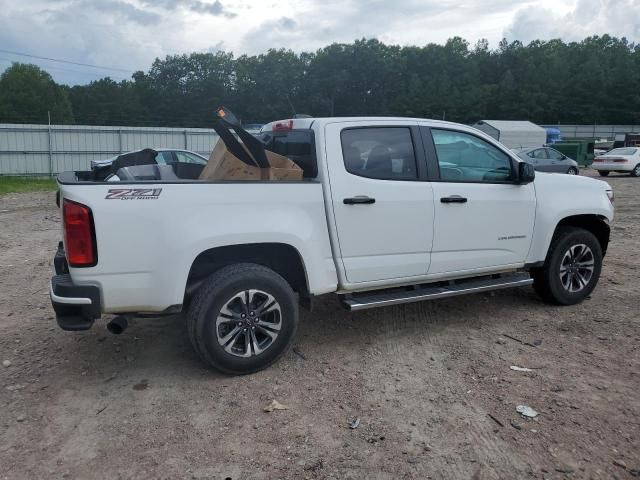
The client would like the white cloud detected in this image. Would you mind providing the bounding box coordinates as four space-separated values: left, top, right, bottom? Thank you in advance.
505 0 640 44
0 0 638 85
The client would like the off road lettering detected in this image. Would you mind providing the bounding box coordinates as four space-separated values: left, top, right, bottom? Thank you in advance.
105 188 162 200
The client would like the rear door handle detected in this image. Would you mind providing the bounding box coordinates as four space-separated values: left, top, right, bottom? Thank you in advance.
440 195 468 204
343 196 376 205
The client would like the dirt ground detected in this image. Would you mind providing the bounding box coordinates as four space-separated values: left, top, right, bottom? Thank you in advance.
1 170 638 480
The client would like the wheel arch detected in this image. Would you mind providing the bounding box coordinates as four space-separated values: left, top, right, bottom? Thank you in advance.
555 214 610 256
184 243 309 301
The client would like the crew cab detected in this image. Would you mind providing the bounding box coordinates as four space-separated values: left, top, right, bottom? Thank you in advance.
50 116 614 374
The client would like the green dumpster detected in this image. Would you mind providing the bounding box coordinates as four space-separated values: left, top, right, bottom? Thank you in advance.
552 140 595 166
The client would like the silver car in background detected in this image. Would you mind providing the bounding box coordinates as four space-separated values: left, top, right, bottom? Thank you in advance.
513 147 579 174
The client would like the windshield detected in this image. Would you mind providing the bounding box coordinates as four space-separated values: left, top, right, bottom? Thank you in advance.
606 148 637 156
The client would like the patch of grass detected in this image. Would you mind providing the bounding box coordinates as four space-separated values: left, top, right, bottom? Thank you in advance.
0 176 57 195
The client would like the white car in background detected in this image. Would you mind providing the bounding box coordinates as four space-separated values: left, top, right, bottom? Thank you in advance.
90 148 207 170
592 147 640 177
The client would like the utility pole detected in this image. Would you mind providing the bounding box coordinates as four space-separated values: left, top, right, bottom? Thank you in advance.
47 111 53 177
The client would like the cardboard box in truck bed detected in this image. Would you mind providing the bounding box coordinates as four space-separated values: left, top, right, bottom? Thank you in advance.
199 139 303 181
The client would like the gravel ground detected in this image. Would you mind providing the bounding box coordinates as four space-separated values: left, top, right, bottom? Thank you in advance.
0 170 638 479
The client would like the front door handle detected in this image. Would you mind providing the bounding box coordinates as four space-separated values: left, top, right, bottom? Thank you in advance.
344 196 376 205
440 195 468 204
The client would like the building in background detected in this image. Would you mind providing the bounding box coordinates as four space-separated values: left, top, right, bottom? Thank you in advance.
473 120 547 149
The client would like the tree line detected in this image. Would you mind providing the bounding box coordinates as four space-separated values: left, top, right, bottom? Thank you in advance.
0 35 639 127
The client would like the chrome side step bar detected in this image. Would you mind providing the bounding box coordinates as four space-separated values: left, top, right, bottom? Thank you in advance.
342 272 533 311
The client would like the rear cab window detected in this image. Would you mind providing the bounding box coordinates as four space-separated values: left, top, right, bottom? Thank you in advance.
260 128 318 178
340 127 418 180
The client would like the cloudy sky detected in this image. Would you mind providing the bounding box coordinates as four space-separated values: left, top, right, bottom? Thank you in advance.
0 0 638 85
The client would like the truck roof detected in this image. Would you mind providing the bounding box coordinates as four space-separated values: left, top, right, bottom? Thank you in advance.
261 117 479 132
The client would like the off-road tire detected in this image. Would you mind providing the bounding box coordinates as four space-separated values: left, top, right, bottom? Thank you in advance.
598 170 610 176
187 263 298 375
531 227 602 305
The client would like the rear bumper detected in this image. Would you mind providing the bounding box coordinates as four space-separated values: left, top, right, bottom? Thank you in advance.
592 162 634 171
50 242 101 331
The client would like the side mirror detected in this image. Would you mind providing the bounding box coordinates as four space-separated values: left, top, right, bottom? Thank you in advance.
518 161 535 184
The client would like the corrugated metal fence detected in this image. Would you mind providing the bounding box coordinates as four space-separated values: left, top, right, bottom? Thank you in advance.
541 124 638 139
2 122 639 176
0 124 223 176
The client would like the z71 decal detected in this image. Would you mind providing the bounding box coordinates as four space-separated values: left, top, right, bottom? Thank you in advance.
105 188 162 200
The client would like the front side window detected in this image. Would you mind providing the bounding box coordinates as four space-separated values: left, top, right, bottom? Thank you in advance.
341 127 417 180
175 151 207 165
431 129 513 182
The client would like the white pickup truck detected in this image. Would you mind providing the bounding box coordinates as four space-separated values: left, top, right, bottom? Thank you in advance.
50 116 614 374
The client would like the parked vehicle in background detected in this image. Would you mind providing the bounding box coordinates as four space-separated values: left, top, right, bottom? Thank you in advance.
89 148 208 181
90 148 207 170
50 115 614 374
613 133 640 149
513 147 580 174
243 123 265 131
592 147 640 177
473 120 547 149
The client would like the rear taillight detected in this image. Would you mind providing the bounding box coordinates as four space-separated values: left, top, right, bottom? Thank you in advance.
613 158 628 163
594 157 603 162
606 189 614 204
63 199 97 267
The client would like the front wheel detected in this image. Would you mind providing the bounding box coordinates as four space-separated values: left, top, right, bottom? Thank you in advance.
631 164 640 177
531 227 602 305
187 263 298 375
598 170 610 177
567 167 578 175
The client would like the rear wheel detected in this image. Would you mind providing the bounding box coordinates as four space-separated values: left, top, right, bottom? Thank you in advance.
567 167 578 175
187 263 298 375
598 170 610 176
531 227 602 305
631 164 640 177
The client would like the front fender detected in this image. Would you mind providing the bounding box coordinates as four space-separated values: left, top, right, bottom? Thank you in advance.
527 174 614 263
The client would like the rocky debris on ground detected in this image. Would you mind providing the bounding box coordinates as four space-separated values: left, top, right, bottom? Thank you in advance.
510 366 533 372
516 405 539 418
613 459 627 469
263 400 288 412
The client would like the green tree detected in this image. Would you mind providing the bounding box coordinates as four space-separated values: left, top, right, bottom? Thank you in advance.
0 63 74 123
3 35 639 128
67 78 147 125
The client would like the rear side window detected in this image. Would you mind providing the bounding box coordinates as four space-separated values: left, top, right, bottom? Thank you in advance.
528 149 547 159
155 151 174 164
547 149 564 160
264 129 317 178
341 127 417 180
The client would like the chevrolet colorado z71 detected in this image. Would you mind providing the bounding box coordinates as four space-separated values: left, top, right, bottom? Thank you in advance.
50 117 614 374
